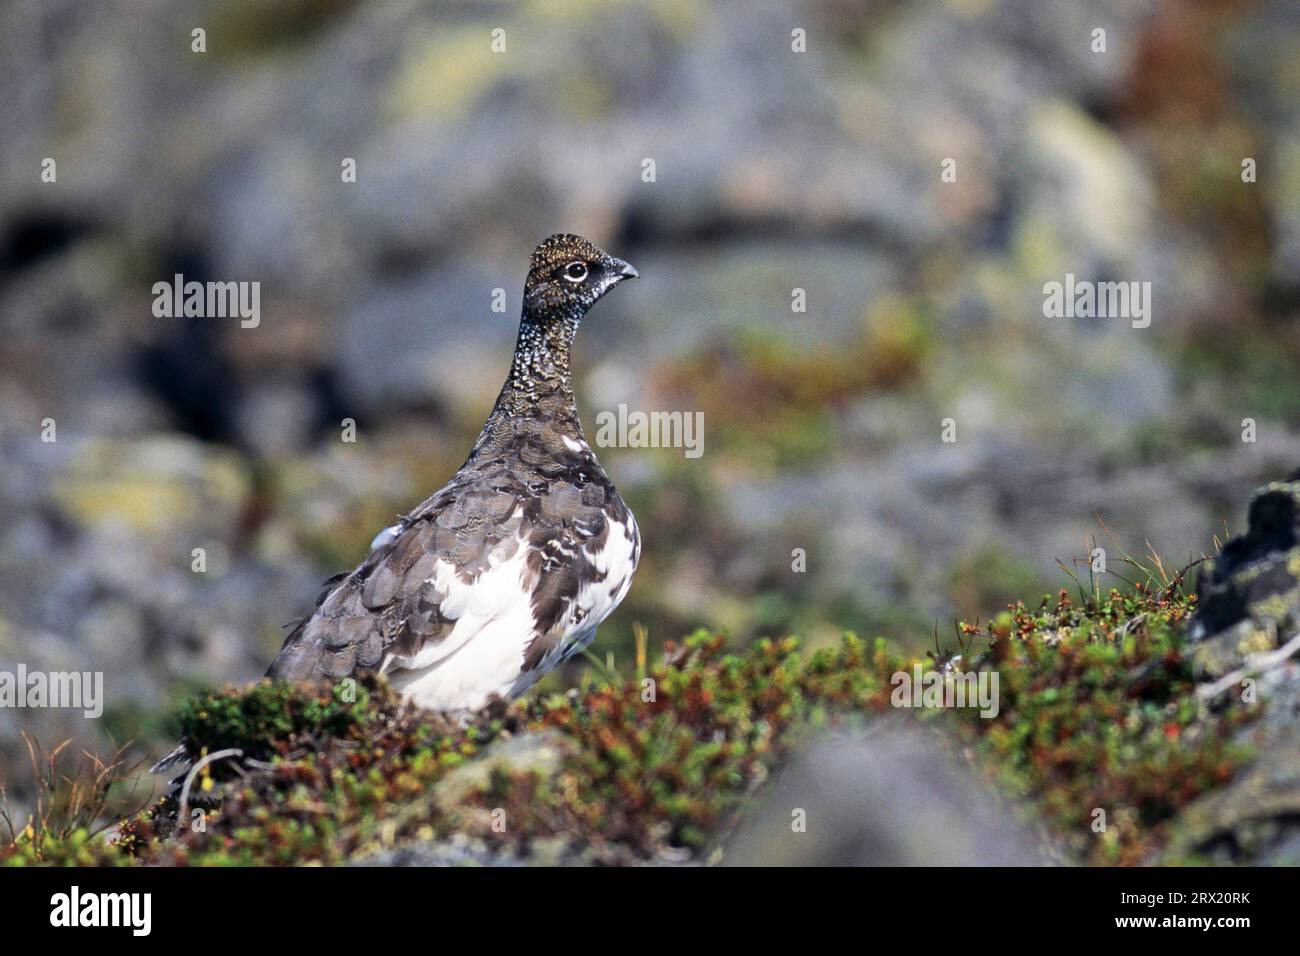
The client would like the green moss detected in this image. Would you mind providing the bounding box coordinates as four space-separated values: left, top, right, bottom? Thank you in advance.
174 678 381 764
1 571 1264 866
1 825 129 868
947 585 1256 864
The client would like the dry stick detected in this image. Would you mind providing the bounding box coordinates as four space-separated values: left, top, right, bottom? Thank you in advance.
177 748 243 830
1196 631 1300 702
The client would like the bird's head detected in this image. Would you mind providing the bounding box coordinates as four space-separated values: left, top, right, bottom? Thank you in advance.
523 233 638 322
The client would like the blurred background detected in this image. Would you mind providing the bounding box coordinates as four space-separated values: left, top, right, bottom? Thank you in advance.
0 0 1297 807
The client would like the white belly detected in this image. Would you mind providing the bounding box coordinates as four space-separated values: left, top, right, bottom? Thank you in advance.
386 615 539 711
381 542 538 711
379 513 639 712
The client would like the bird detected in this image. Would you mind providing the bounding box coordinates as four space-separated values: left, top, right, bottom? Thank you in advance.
265 234 641 712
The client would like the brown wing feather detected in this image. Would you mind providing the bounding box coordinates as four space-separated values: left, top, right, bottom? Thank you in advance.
268 439 634 689
267 475 491 683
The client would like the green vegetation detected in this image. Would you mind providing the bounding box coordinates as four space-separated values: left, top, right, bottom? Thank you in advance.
0 562 1262 867
653 301 933 470
952 584 1254 864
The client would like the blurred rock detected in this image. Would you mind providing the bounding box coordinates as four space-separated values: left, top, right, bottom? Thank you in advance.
724 725 1053 865
1220 0 1300 285
0 431 339 811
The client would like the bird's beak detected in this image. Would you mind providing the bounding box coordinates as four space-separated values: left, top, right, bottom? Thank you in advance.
608 257 639 281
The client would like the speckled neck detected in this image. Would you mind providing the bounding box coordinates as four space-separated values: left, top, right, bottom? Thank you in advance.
506 313 578 403
473 309 587 459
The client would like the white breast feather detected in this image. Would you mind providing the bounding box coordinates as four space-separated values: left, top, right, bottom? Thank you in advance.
382 536 538 710
577 514 639 632
541 513 640 669
380 513 639 712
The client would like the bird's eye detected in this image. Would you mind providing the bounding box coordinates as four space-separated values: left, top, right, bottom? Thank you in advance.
562 262 588 283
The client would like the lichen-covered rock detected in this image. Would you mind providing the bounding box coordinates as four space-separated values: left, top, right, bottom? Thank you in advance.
1163 471 1300 864
1161 667 1300 865
1187 471 1300 678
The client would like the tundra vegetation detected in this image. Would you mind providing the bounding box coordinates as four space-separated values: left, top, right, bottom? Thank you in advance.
0 556 1265 867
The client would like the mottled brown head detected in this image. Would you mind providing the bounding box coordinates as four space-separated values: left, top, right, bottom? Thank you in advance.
523 233 638 323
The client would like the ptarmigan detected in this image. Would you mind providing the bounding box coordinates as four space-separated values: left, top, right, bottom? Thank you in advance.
267 234 641 711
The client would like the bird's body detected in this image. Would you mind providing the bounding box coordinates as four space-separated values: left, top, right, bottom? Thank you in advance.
267 235 641 711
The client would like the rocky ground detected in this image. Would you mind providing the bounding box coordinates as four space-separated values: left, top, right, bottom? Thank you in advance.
4 475 1298 866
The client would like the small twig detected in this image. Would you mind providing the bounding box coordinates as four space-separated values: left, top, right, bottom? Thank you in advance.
1197 631 1300 702
177 748 243 830
241 758 282 772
